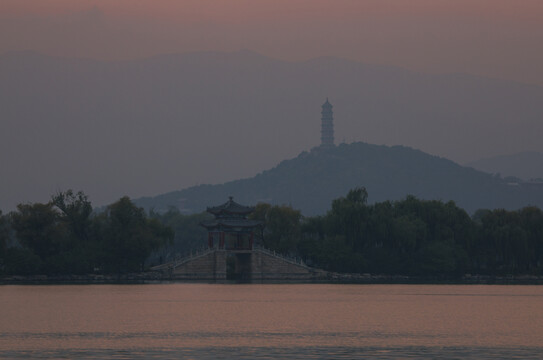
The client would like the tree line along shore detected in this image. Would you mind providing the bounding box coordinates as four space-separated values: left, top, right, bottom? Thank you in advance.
1 188 543 280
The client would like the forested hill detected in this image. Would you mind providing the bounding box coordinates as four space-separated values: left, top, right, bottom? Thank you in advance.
134 142 543 215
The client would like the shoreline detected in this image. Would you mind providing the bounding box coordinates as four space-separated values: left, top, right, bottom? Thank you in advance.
2 272 543 285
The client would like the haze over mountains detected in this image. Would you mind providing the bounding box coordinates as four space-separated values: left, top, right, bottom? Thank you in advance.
466 152 543 181
2 50 543 210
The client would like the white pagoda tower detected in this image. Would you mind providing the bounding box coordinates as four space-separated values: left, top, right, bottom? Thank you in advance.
320 98 334 147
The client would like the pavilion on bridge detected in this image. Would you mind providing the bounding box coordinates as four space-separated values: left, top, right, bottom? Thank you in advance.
201 196 262 251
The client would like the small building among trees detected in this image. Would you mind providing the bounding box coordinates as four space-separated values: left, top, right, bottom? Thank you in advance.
201 196 262 250
152 197 320 282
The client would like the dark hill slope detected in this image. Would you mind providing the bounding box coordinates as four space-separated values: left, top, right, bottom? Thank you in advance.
134 142 543 215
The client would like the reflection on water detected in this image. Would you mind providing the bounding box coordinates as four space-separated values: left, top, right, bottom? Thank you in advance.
1 284 542 359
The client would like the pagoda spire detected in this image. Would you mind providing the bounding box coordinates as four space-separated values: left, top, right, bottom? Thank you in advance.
320 98 334 147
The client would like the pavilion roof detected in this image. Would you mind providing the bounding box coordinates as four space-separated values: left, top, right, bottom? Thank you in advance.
206 196 255 216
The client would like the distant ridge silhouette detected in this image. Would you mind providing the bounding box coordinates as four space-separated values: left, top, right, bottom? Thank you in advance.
134 142 543 215
466 151 543 181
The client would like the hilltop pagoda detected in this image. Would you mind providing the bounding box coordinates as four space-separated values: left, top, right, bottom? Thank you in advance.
321 98 334 147
201 197 262 251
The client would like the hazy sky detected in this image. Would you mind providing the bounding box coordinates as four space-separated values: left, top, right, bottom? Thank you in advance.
2 0 543 86
2 0 543 210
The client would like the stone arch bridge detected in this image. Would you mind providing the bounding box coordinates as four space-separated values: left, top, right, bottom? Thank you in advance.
152 197 327 282
151 245 327 282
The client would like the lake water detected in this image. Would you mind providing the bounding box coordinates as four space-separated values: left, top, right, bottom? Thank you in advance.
1 284 542 359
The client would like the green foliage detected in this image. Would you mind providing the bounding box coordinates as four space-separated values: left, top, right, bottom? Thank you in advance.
297 190 481 276
296 190 543 277
10 202 66 264
3 247 42 275
474 207 543 275
4 191 174 275
0 211 9 272
4 186 543 278
149 207 210 258
52 190 92 243
250 203 302 254
97 197 173 273
327 187 370 252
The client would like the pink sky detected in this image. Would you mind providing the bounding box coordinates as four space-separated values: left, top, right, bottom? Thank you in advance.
1 0 543 85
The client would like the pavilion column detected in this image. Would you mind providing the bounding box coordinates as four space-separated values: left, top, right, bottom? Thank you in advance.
208 232 214 248
219 232 225 249
249 232 254 249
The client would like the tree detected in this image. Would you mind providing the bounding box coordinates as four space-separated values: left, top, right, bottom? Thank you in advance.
299 190 479 276
0 211 8 271
519 207 543 274
250 203 302 254
51 190 92 243
149 207 211 259
327 187 369 252
10 202 65 263
99 197 173 272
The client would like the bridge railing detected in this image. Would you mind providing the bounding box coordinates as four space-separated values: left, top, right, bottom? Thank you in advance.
252 244 309 268
152 244 310 271
152 245 218 271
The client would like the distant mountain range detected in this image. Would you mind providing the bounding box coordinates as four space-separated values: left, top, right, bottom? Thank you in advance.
2 50 543 210
134 142 543 215
466 152 543 181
